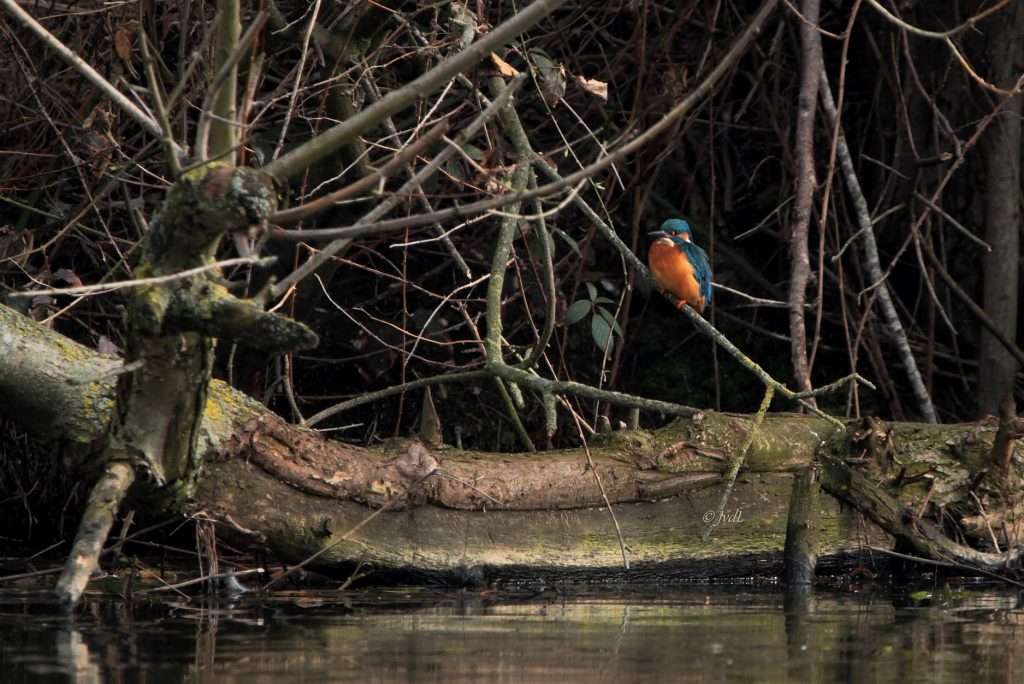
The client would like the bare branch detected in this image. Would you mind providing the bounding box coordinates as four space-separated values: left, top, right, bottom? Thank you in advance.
819 68 939 423
268 0 781 244
9 256 274 298
195 9 268 160
265 75 526 300
261 0 572 181
862 0 1008 40
138 28 181 176
0 0 177 153
786 0 821 402
270 120 448 224
863 0 1017 94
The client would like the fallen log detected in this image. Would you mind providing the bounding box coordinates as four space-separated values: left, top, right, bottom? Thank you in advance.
2 303 1020 581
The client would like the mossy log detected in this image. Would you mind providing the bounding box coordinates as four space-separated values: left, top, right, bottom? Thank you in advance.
2 303 1021 580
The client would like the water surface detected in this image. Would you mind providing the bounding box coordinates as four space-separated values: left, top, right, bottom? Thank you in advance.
1 582 1022 682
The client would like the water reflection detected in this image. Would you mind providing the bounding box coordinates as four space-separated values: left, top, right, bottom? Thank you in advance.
1 583 1022 682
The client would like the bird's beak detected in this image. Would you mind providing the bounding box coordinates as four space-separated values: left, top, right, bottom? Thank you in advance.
648 230 666 238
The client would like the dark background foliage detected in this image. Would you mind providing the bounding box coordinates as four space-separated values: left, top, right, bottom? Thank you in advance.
1 0 1020 491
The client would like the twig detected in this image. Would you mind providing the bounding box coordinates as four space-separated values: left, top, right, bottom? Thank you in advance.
138 29 181 176
862 0 1016 94
713 283 789 308
270 120 448 224
862 0 1008 40
918 238 1024 368
306 371 490 427
810 0 860 376
0 566 63 584
516 170 557 370
265 75 526 301
0 0 174 150
680 302 869 426
133 567 264 594
702 386 775 541
912 193 991 252
490 363 697 417
262 0 572 181
194 9 268 160
572 413 629 570
266 0 780 241
493 376 535 452
9 256 275 298
306 361 698 429
819 66 939 423
943 37 1016 95
779 0 842 39
866 545 1024 588
270 0 321 162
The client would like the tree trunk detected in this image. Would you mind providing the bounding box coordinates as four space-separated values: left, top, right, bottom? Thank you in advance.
978 1 1024 415
786 0 821 400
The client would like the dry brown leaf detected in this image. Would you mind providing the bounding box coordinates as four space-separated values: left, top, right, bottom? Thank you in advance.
114 28 132 64
576 76 608 101
490 53 520 77
52 268 83 288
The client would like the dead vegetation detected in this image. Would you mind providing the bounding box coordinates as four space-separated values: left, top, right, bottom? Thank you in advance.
0 0 1022 594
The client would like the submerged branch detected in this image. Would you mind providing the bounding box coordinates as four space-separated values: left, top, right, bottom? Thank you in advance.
54 461 135 610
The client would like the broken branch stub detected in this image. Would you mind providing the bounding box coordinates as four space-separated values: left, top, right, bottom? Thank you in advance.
56 164 316 609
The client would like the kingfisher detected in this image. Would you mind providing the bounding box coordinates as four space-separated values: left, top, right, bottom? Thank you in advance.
647 218 713 314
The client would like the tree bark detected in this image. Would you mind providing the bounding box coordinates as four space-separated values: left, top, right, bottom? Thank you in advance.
3 303 1022 580
978 1 1024 415
786 0 821 400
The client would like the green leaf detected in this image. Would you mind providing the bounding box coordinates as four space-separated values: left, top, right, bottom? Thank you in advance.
595 306 623 337
529 48 555 74
585 282 598 301
445 158 463 182
593 297 614 305
555 229 580 255
591 314 613 350
565 299 591 325
525 226 555 263
462 144 485 161
543 228 555 256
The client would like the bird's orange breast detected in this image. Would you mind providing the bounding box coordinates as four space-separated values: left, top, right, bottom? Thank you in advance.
648 238 705 312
